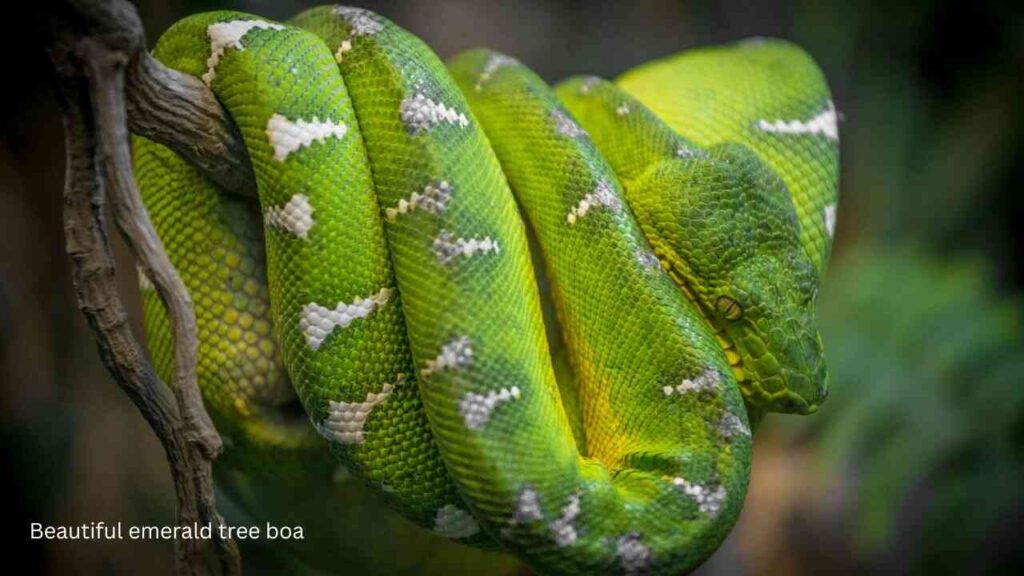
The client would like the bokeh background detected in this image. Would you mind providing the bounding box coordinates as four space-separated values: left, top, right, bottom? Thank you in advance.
4 0 1024 574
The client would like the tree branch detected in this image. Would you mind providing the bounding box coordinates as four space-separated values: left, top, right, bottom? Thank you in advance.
44 0 244 573
126 51 255 197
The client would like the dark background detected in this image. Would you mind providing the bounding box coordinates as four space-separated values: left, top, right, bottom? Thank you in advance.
4 0 1023 574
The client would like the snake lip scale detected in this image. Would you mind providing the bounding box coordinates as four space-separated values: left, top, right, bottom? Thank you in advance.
135 5 838 575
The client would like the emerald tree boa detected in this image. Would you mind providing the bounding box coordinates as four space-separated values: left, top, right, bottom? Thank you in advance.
136 6 838 574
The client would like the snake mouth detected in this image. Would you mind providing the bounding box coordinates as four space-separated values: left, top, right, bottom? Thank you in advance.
757 386 817 414
715 333 748 388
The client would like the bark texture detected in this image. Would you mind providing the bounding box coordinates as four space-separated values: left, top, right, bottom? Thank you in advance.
43 0 249 573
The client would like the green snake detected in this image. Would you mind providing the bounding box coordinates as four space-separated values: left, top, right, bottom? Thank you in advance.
135 6 838 575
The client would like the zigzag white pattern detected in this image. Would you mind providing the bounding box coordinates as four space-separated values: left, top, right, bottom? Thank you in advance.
386 181 453 222
314 374 404 444
433 231 500 264
333 6 384 35
400 93 470 134
567 180 621 224
662 367 721 396
755 100 839 141
265 114 348 162
202 20 284 85
421 335 473 380
673 477 727 516
331 6 383 62
459 386 522 430
617 533 653 575
264 193 315 239
299 288 393 351
549 493 581 547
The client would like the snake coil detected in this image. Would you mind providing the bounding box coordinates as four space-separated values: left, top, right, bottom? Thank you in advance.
136 5 838 575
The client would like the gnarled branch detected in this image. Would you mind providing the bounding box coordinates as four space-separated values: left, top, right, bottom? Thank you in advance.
126 51 255 197
44 0 246 573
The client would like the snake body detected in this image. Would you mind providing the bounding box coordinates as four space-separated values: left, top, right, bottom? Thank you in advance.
136 6 837 575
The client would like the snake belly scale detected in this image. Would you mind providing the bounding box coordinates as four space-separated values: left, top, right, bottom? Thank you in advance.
136 5 837 575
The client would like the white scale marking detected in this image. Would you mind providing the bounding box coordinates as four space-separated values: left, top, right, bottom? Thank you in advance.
617 533 653 574
552 108 586 138
421 335 473 380
332 6 383 62
675 144 709 159
755 100 839 141
459 386 521 430
513 486 544 524
299 287 393 351
616 103 631 116
567 180 622 225
400 93 470 134
475 53 519 91
266 113 348 162
549 493 581 547
635 249 661 271
202 20 284 85
824 202 837 239
662 367 721 396
314 374 405 445
433 231 500 264
719 411 751 439
673 477 727 516
386 181 453 222
579 76 601 95
433 504 481 539
264 193 315 239
333 39 353 63
333 6 384 35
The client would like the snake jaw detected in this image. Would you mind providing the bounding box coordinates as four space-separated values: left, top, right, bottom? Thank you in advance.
716 332 748 386
717 305 827 415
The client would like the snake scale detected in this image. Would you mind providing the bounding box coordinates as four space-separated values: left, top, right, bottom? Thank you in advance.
135 5 838 575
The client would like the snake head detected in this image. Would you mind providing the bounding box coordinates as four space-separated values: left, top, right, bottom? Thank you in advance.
629 142 828 414
712 255 828 414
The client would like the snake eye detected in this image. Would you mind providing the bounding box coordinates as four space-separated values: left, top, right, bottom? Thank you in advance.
715 296 743 321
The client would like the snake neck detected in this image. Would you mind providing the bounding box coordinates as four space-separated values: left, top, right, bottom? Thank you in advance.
651 246 747 388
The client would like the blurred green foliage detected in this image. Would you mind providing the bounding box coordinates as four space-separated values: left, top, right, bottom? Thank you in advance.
769 2 1024 570
789 246 1024 572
